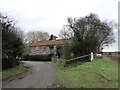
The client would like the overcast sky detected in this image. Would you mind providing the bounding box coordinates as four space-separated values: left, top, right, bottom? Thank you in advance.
0 0 119 52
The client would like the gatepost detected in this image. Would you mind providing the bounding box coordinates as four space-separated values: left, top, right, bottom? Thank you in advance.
91 52 94 61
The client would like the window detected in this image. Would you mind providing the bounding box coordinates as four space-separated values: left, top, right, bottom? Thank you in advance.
42 46 46 50
36 46 39 51
54 45 56 50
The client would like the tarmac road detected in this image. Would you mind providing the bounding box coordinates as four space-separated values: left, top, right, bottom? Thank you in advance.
2 61 56 88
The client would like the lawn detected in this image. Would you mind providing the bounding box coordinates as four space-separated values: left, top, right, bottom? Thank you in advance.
55 56 118 88
1 63 32 79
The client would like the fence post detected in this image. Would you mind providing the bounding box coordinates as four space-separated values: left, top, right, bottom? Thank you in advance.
91 52 94 61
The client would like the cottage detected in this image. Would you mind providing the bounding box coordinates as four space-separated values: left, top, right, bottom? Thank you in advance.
30 35 71 55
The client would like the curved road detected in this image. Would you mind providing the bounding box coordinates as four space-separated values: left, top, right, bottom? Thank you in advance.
3 61 56 88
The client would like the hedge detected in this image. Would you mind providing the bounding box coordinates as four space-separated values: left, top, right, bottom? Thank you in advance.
2 58 19 70
21 54 53 61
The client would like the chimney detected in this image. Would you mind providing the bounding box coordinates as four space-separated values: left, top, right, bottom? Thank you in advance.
49 34 57 40
52 36 56 40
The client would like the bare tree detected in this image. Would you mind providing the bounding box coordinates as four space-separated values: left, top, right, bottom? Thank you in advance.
59 25 74 39
13 27 25 41
24 31 49 45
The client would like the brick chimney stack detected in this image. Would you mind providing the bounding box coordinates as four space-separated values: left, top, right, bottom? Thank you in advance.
49 34 57 40
52 36 56 40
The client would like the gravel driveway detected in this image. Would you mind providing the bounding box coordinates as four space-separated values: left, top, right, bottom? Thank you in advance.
2 61 56 88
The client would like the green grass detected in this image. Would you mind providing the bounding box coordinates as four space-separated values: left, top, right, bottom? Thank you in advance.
56 56 118 88
2 63 32 79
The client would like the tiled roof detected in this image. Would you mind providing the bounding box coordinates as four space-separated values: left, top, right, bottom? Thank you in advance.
30 39 71 46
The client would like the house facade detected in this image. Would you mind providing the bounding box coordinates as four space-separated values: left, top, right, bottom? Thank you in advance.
30 35 71 55
30 45 51 55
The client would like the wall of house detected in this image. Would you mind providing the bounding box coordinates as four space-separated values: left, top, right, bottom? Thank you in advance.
30 46 51 55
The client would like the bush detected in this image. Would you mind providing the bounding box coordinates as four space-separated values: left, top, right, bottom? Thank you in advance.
21 54 29 61
61 43 73 59
52 57 66 67
1 14 24 70
22 54 52 61
2 58 11 69
2 58 20 69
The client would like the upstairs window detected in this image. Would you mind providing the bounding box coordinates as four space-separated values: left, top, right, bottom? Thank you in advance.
36 46 39 51
54 45 56 50
42 46 46 50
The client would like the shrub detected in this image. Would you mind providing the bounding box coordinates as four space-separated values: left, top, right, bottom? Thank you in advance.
21 54 29 61
52 57 66 67
1 14 24 70
22 54 52 61
61 43 73 59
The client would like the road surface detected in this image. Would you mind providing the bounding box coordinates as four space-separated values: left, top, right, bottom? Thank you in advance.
2 61 56 88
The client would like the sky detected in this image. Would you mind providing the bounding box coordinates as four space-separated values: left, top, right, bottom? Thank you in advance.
0 0 119 52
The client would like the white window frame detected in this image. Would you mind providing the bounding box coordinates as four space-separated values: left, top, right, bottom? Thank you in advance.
36 46 39 51
42 46 46 50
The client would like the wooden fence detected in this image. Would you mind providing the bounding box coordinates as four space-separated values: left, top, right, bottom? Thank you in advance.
66 54 91 64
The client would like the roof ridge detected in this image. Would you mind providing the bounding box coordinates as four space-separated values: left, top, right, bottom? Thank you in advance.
30 39 71 46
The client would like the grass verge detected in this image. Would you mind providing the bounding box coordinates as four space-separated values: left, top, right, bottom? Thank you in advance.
1 63 32 79
55 56 118 88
